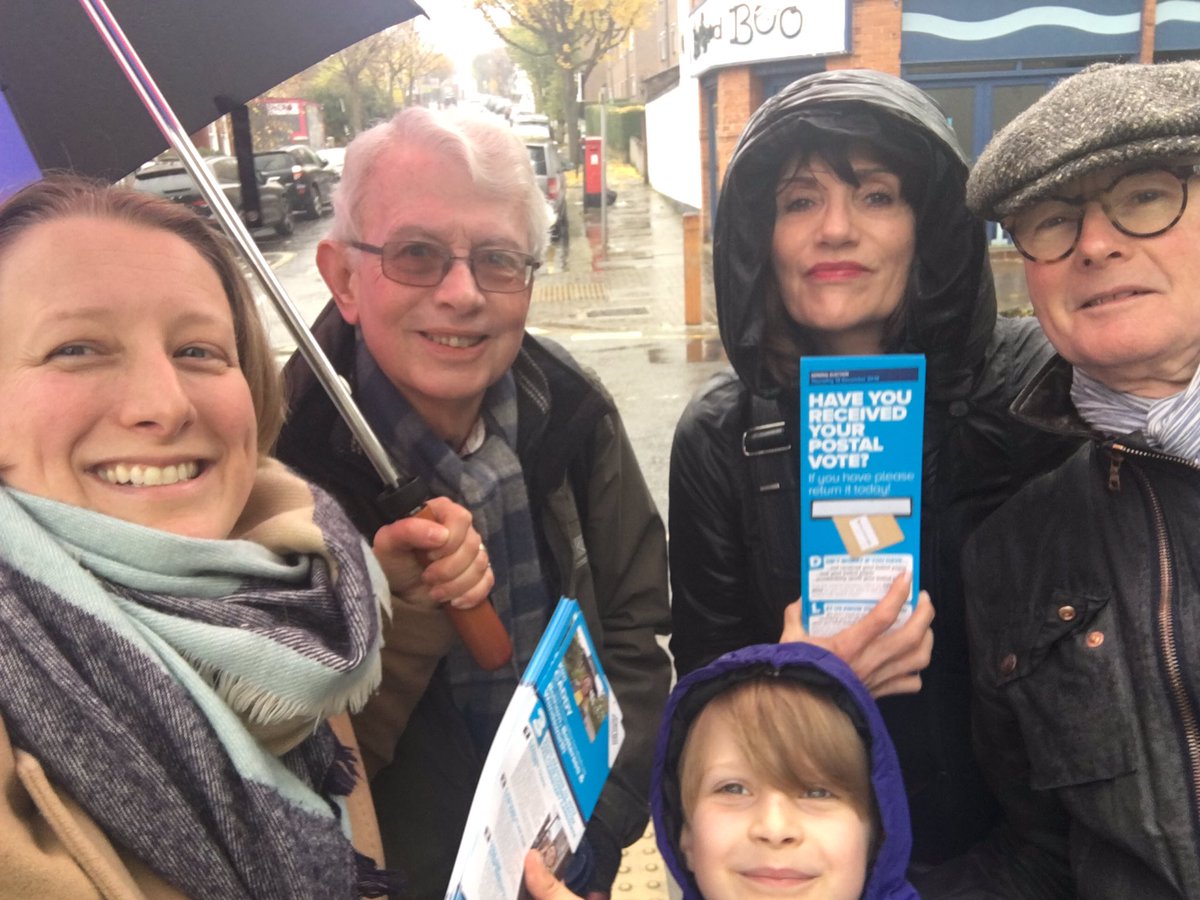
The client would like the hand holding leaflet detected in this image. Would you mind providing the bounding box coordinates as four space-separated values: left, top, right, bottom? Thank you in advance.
780 574 934 698
445 598 623 900
800 355 926 637
522 851 584 900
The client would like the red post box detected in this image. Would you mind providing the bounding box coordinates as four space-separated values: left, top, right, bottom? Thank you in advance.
583 136 603 203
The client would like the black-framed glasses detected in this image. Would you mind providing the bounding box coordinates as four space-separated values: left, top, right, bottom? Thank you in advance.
350 240 540 293
1006 164 1200 263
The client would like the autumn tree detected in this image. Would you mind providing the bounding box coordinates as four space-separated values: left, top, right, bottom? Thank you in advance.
475 0 653 162
385 21 455 107
248 103 301 150
324 31 394 135
500 27 561 122
472 47 518 97
269 24 450 143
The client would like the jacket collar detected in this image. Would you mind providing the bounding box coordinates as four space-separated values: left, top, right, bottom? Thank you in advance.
280 301 614 507
1010 355 1105 439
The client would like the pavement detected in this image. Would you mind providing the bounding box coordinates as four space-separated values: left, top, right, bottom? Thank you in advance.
523 168 730 525
529 165 721 337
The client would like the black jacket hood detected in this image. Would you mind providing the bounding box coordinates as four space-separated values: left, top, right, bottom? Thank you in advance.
715 69 997 402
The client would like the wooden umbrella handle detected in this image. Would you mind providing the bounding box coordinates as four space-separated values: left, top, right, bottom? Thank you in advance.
411 504 513 672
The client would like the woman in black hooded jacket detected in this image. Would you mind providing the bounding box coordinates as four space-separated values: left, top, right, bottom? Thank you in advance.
668 69 1077 870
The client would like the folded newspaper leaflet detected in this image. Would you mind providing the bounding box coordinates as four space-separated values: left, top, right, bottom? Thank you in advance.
445 597 624 900
800 354 926 637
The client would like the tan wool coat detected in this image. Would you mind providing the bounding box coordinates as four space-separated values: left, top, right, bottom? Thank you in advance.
0 713 382 900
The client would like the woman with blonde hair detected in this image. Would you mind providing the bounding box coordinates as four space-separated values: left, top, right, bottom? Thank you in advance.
0 176 490 898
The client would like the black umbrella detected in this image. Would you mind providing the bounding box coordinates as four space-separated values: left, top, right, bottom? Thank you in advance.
0 0 512 670
0 0 424 181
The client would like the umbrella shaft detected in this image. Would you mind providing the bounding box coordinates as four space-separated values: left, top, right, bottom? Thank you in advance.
76 0 403 490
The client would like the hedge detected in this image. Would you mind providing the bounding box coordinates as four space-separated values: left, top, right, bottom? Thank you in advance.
583 103 644 161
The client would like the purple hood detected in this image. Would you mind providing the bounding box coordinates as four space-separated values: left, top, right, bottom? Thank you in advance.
650 642 918 899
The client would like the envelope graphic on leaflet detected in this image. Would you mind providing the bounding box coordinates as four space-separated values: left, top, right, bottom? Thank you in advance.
835 514 904 556
811 498 912 557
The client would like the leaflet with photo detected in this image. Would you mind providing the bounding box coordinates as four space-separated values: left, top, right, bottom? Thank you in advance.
800 355 926 637
445 597 623 900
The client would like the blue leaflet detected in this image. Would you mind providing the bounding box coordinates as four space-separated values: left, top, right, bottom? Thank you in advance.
800 355 926 637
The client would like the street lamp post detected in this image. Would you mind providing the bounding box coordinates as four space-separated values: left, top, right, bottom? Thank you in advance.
600 85 608 252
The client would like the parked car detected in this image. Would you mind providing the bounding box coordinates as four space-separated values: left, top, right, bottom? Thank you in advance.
318 146 347 178
253 144 338 219
526 139 569 241
133 155 294 237
512 112 554 141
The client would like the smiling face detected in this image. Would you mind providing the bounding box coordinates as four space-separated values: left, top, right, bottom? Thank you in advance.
0 216 258 539
319 143 533 446
771 148 916 356
678 704 872 900
1018 162 1200 398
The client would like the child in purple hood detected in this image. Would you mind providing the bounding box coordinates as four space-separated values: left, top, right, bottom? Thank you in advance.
525 642 917 900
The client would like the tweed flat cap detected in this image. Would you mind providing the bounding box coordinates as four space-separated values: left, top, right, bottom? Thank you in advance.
967 61 1200 220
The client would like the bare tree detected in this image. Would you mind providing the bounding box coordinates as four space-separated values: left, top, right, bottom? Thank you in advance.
475 0 652 162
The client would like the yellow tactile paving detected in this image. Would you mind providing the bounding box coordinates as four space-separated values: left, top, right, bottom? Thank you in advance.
612 823 679 899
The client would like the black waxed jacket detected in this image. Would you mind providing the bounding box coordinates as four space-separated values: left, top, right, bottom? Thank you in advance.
667 69 1079 868
938 356 1200 899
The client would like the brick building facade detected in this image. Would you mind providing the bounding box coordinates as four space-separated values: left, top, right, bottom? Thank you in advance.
681 0 1199 234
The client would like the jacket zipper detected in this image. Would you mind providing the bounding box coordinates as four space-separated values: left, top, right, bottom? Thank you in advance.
1111 442 1200 829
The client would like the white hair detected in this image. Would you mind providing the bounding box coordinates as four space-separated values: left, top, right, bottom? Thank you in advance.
330 107 550 259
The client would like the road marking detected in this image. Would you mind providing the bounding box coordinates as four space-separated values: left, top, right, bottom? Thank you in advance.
261 251 295 269
569 330 644 341
528 325 719 341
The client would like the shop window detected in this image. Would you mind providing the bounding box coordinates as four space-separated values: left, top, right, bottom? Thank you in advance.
992 83 1051 137
922 86 974 160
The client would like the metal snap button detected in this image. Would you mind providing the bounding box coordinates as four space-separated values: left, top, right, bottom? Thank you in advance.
1058 605 1077 622
1086 630 1105 648
999 653 1017 676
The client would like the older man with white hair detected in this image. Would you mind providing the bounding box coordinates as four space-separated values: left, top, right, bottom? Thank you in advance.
275 107 671 900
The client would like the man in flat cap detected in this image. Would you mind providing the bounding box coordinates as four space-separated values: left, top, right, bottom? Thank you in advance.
943 60 1200 898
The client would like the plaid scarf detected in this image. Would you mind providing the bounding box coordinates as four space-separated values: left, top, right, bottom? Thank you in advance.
0 459 390 899
355 340 552 751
